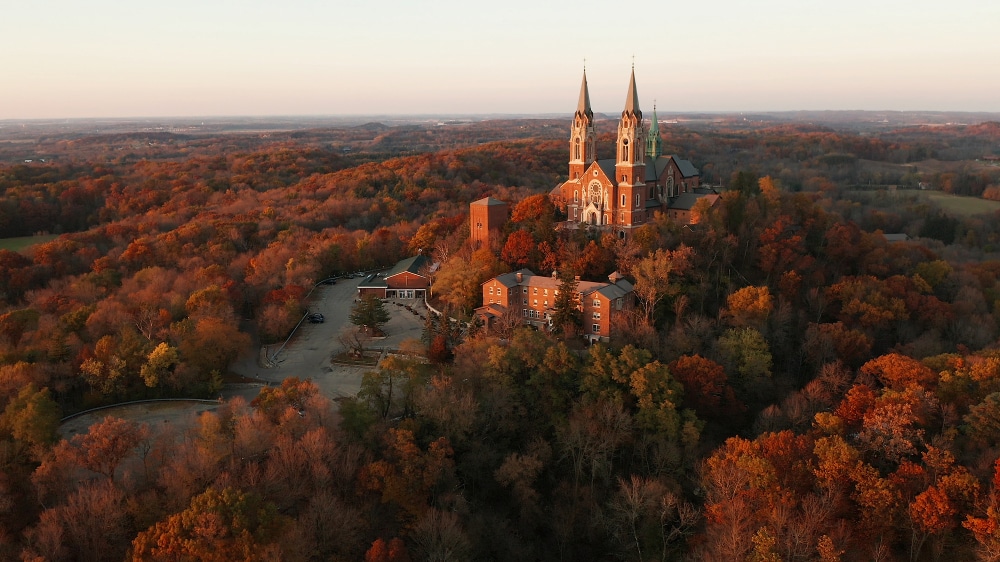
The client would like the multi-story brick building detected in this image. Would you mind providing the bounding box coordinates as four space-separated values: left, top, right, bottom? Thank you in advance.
552 68 718 233
476 269 634 343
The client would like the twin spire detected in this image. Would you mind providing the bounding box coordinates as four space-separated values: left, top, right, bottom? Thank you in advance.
575 66 644 120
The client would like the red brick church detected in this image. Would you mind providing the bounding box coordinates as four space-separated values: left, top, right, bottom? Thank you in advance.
551 68 718 234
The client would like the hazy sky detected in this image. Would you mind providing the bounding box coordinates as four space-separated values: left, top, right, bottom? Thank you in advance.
2 0 998 118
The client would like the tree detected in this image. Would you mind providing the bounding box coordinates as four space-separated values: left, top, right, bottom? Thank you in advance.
550 268 582 337
1 383 60 451
350 294 390 336
632 245 693 324
130 487 286 561
139 342 178 389
725 286 773 329
501 229 537 269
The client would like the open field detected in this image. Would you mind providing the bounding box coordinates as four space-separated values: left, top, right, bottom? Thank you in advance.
0 234 58 252
924 191 1000 216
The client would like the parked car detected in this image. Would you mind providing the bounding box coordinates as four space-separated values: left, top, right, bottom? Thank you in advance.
320 279 337 285
307 313 324 323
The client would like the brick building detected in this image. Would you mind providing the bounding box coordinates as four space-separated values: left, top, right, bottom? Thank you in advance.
476 269 634 343
357 255 430 299
552 68 718 233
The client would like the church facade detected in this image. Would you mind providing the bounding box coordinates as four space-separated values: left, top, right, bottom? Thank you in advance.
551 69 718 233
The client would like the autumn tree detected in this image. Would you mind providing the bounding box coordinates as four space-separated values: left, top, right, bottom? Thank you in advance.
632 245 693 324
130 487 287 561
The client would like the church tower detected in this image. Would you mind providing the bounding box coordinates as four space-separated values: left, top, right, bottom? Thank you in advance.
568 70 596 182
615 67 646 228
646 104 662 160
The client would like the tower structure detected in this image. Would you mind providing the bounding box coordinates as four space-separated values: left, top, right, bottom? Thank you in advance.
614 67 646 227
568 70 596 182
470 197 509 248
646 104 662 160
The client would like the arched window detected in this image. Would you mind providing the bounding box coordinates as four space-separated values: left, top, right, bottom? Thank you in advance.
621 194 626 207
573 138 581 160
622 139 629 162
574 190 579 202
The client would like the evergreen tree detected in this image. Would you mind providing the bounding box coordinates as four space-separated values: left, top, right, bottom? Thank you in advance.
551 267 582 337
350 294 391 336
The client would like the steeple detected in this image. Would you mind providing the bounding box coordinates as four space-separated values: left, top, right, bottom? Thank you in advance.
576 70 593 120
622 66 642 120
646 103 662 159
568 68 597 181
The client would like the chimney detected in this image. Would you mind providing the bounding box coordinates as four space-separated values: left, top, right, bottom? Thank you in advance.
516 272 523 283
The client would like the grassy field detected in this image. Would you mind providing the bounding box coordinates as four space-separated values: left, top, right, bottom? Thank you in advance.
0 234 59 252
924 192 1000 217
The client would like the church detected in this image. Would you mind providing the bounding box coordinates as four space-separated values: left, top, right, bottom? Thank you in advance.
551 68 718 235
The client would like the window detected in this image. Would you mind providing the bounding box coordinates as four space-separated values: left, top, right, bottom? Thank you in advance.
522 298 527 305
616 298 623 308
533 288 538 295
544 301 548 307
574 190 579 202
593 324 600 333
522 287 527 294
635 193 640 208
489 287 493 295
489 299 494 304
543 289 548 296
533 299 538 306
554 290 559 296
523 310 528 317
621 194 626 207
593 312 601 320
593 299 601 307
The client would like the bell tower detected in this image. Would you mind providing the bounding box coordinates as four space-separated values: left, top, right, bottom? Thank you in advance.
568 69 596 182
616 66 645 185
615 66 646 228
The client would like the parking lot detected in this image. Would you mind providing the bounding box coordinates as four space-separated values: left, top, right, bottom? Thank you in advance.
64 276 431 437
227 275 429 402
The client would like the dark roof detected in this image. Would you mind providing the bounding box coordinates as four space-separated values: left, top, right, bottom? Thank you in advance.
597 159 616 180
358 274 387 289
667 192 719 211
386 255 428 278
597 279 633 300
645 155 671 182
471 196 507 207
673 157 699 178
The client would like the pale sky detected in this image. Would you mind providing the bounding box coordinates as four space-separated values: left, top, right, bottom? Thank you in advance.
2 0 998 119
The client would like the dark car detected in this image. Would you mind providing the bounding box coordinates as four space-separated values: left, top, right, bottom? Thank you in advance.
307 313 324 323
320 279 337 285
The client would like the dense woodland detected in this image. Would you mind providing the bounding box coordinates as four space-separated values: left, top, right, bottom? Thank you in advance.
1 117 1000 560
